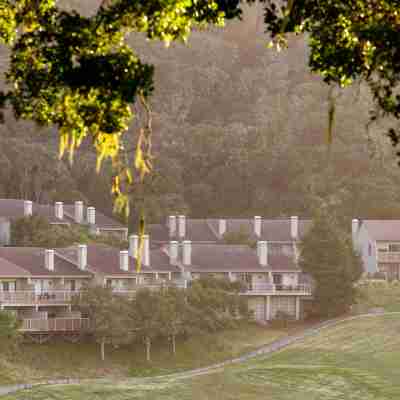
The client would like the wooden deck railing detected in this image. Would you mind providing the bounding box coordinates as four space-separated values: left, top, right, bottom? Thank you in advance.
378 252 400 263
20 318 90 332
0 282 187 305
242 284 312 295
0 291 81 305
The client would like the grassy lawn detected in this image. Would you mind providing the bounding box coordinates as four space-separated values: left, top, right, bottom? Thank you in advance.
4 314 400 400
354 280 400 313
0 321 301 385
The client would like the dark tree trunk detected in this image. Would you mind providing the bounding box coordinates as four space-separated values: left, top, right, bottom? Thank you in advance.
145 336 151 362
171 334 176 354
100 338 106 361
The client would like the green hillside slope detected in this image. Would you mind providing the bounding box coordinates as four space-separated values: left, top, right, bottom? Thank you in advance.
4 314 399 400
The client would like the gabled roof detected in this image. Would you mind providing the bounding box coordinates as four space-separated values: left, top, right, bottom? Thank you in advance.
260 219 312 241
361 220 400 241
185 220 217 242
185 244 299 273
0 199 68 224
0 247 91 277
148 220 216 242
150 217 311 244
63 205 126 230
0 256 31 277
267 253 300 271
57 244 179 276
147 224 170 242
0 199 126 230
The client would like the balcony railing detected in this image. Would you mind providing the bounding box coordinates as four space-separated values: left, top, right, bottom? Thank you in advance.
0 282 187 305
378 252 400 263
242 283 312 295
111 281 187 295
20 318 90 332
0 291 81 305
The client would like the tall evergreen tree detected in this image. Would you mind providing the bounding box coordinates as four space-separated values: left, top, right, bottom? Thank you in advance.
299 208 363 318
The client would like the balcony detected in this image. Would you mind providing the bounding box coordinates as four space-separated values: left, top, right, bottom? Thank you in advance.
110 281 187 296
377 252 400 263
0 291 81 305
241 284 312 296
20 318 90 332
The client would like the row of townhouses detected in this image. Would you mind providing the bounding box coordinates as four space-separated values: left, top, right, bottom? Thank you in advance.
0 199 128 244
0 198 398 337
0 238 312 336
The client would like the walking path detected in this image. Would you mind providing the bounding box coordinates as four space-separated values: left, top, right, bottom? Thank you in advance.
1 311 398 397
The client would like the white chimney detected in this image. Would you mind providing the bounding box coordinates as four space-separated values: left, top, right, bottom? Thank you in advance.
120 250 129 271
55 202 64 220
178 215 186 238
24 200 32 217
169 241 179 265
168 215 176 237
352 219 359 240
45 249 54 271
290 216 299 240
129 234 138 258
87 207 96 225
183 240 192 266
293 242 299 263
77 244 87 271
254 216 262 237
218 219 226 236
74 201 84 223
143 235 150 267
258 241 268 267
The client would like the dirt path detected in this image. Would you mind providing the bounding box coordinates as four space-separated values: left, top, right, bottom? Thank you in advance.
1 312 398 397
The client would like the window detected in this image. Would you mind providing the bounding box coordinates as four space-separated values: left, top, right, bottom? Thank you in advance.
389 244 400 252
273 274 283 285
1 282 16 292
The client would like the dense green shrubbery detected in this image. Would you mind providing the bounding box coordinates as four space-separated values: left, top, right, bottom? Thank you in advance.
76 277 250 362
11 214 127 249
0 311 20 355
222 229 256 248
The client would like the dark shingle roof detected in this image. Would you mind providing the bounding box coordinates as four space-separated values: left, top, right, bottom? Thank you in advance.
0 247 90 277
0 199 68 224
186 244 299 272
57 244 178 275
186 220 217 242
208 218 312 242
362 220 400 241
147 224 170 242
0 256 31 277
148 220 216 243
63 205 126 229
267 253 300 271
149 217 311 243
260 219 312 241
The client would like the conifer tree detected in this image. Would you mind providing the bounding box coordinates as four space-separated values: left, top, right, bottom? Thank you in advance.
299 208 363 317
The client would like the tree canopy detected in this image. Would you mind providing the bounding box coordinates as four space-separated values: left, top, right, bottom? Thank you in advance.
1 0 400 218
264 0 400 147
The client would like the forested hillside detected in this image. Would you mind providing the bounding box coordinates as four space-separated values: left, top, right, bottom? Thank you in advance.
0 1 399 223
